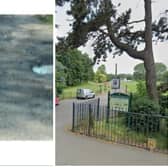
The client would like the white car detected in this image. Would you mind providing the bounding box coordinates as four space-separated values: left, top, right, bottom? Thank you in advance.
76 88 95 99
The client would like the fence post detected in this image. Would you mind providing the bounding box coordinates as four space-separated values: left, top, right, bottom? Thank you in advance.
72 102 75 132
128 92 132 112
106 91 110 123
88 104 92 136
97 98 100 120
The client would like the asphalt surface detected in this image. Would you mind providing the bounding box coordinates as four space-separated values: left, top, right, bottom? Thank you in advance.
56 95 168 165
0 16 53 140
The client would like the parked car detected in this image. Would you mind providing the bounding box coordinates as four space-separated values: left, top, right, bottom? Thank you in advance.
55 96 60 105
76 88 95 99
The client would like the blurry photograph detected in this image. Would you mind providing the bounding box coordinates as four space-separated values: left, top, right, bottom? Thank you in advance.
56 0 168 165
0 15 53 140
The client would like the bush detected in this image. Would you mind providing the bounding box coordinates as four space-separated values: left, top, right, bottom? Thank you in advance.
159 95 168 116
126 97 160 134
136 80 147 97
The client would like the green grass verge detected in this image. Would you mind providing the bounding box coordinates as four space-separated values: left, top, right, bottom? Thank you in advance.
121 80 137 93
60 80 138 99
60 81 110 99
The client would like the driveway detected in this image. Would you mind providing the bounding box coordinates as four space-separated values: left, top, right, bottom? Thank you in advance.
56 95 168 165
0 16 53 140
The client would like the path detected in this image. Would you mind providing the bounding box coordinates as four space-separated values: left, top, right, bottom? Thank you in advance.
0 16 52 140
56 96 168 165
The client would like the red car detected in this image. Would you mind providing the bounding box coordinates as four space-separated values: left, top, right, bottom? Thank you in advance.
55 97 60 105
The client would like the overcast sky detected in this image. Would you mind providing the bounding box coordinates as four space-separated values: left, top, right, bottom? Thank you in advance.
56 0 168 74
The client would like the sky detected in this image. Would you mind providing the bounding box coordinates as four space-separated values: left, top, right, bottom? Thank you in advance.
56 0 168 74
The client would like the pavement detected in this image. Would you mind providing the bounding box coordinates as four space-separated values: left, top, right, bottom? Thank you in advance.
0 16 53 140
56 96 168 165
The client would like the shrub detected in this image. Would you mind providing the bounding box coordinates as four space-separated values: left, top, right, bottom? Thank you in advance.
126 97 160 134
159 95 168 116
136 80 147 97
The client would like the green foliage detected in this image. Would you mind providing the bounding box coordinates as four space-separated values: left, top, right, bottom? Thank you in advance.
57 49 94 86
133 63 167 81
57 0 168 63
94 72 107 83
94 65 107 83
159 95 168 116
133 63 146 80
128 97 160 134
106 74 115 81
136 80 147 97
97 65 106 75
56 60 67 95
57 0 168 101
161 71 168 83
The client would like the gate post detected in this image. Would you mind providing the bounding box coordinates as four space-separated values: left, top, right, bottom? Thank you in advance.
97 98 100 120
72 102 75 132
106 91 110 123
88 104 92 136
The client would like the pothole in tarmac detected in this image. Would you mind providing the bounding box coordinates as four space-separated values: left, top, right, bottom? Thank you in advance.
32 64 52 75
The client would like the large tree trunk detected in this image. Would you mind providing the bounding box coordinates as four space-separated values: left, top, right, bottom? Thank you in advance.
144 51 158 102
144 0 158 102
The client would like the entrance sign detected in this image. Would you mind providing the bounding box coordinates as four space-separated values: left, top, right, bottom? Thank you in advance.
112 78 120 89
108 92 131 111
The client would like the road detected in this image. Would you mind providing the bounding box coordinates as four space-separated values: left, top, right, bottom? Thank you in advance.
0 16 52 140
56 95 168 165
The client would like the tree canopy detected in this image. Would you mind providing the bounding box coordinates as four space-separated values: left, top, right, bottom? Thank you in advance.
133 62 167 80
57 49 94 86
94 65 107 83
56 0 168 101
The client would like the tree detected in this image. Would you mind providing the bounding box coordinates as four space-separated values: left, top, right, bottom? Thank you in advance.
56 0 168 102
57 49 94 86
94 65 107 83
97 65 107 75
133 62 167 81
94 72 107 83
161 71 168 84
56 60 67 94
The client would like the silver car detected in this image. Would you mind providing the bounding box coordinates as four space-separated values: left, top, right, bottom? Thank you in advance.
76 88 95 99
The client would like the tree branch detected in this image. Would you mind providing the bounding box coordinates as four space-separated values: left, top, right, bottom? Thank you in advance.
128 19 145 25
106 20 145 60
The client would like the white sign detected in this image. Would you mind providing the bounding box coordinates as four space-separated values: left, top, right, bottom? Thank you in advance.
112 78 120 89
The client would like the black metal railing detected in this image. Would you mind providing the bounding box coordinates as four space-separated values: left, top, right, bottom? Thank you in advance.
72 101 168 154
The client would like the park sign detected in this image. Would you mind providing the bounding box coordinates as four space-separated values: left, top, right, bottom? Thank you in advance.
111 78 120 89
108 91 131 112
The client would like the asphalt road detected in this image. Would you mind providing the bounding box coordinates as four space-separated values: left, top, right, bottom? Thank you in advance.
0 16 53 140
56 95 168 165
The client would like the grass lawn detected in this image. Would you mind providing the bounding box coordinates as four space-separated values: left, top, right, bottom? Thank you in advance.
121 80 137 93
60 80 138 99
60 81 110 99
60 81 137 99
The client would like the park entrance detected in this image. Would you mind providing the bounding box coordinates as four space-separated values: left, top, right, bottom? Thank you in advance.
72 98 168 154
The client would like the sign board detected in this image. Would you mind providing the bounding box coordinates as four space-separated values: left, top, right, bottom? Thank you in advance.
112 78 120 89
109 92 130 111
